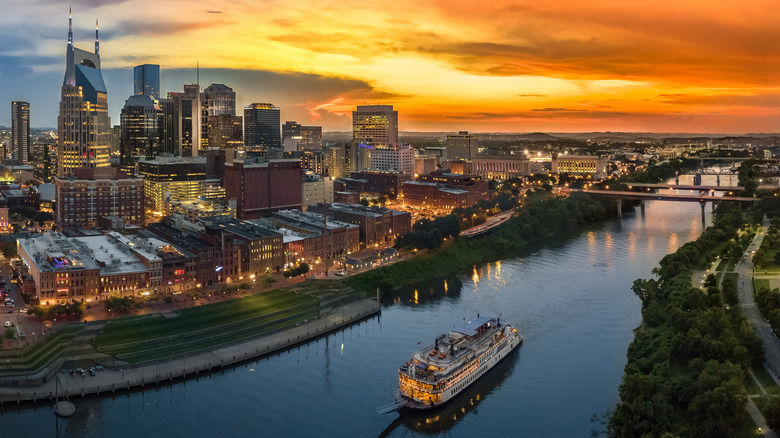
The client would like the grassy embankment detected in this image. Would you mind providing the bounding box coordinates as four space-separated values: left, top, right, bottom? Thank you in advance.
0 325 83 373
93 290 318 364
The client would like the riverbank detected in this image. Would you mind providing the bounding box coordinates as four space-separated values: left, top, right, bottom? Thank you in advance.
0 298 380 403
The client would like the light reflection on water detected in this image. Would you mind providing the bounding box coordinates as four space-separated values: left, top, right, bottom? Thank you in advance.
0 178 718 438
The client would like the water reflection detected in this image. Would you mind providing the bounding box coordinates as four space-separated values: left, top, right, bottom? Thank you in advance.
382 275 463 308
379 350 520 437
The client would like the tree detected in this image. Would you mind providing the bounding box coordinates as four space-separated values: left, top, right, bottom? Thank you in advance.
4 327 14 340
359 198 369 207
766 395 780 432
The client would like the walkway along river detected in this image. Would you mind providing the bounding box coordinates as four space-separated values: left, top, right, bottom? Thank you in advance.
0 179 717 437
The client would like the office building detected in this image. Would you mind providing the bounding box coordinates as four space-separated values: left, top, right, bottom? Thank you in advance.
55 167 145 230
169 85 201 157
11 101 30 164
446 131 479 161
244 103 281 149
207 114 243 150
225 157 302 219
58 11 110 177
325 144 348 179
352 105 398 150
201 84 236 149
402 171 489 212
133 64 160 99
158 98 175 155
32 142 57 183
282 121 322 151
119 94 160 174
369 143 414 174
415 155 438 176
137 155 220 216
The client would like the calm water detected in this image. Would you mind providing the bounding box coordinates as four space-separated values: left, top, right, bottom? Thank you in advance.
1 180 720 437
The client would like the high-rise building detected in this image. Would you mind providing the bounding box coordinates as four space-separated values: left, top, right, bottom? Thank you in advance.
133 64 160 99
369 143 414 174
170 85 201 157
244 103 281 149
158 98 175 155
11 101 30 164
120 94 160 174
57 10 110 177
225 156 302 219
446 131 479 161
207 114 243 150
32 142 57 183
138 155 221 217
282 121 322 151
201 84 236 149
55 167 145 230
352 105 398 150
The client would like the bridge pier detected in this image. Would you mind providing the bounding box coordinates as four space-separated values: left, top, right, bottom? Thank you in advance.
716 174 720 186
700 201 706 223
616 199 622 218
640 199 645 216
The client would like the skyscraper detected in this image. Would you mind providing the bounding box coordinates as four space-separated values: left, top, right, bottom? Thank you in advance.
352 105 398 150
282 121 322 151
120 94 160 174
11 101 30 164
133 64 160 99
244 103 281 149
201 84 236 149
57 10 110 177
169 85 201 157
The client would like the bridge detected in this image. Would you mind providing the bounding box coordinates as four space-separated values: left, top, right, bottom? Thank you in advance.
570 188 756 222
626 183 744 192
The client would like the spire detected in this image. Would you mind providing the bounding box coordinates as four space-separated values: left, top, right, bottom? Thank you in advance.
68 7 73 46
95 18 99 57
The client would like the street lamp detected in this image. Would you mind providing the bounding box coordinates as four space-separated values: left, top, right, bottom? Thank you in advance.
471 214 476 228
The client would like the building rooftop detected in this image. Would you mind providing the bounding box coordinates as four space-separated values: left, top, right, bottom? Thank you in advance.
72 235 149 275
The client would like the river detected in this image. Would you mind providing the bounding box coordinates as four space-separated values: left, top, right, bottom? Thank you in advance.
1 176 724 437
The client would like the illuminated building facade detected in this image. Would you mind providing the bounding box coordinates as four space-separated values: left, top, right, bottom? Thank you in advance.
169 85 201 157
137 155 218 216
472 155 532 181
57 11 110 177
352 105 398 150
308 202 411 247
369 143 414 174
301 172 333 210
32 142 57 183
403 171 489 211
207 114 243 150
283 121 323 151
552 155 608 179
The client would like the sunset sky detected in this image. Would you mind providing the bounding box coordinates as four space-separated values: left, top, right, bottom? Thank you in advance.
2 0 780 133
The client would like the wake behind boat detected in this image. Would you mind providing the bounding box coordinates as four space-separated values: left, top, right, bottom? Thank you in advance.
378 315 522 414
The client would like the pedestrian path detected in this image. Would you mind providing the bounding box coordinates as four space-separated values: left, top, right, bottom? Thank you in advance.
0 299 380 403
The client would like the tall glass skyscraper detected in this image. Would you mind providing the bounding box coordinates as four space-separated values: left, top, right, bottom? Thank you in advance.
133 64 160 99
58 9 110 177
120 95 160 174
11 101 30 164
244 103 281 149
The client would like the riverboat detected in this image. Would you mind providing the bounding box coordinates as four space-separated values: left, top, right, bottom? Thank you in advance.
394 316 522 410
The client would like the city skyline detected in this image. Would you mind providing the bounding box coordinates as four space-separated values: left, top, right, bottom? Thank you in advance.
2 1 780 133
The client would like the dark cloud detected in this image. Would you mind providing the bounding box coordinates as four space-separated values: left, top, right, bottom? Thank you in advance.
517 93 547 97
532 108 587 112
657 93 780 107
206 10 223 14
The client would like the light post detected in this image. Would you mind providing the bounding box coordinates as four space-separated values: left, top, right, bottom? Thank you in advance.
471 214 476 228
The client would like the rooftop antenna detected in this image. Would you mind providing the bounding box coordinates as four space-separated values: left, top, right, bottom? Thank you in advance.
196 61 200 88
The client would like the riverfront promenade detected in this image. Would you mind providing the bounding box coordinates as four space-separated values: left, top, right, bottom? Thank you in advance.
0 298 380 403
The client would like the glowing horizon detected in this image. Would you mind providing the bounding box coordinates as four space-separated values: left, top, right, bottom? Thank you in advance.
3 0 780 133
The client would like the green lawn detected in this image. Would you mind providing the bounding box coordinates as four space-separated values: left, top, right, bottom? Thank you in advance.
0 325 83 373
754 279 771 294
93 289 320 364
752 367 780 395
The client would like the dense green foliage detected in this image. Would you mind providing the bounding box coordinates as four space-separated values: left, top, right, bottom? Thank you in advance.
395 215 460 250
348 192 614 293
284 262 310 278
28 302 85 320
103 296 143 313
609 203 764 437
